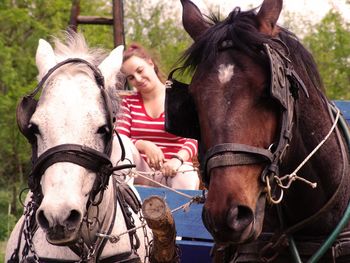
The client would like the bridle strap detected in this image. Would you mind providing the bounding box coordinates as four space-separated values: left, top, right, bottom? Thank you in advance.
258 102 350 261
29 58 105 98
205 143 273 177
201 43 299 186
28 144 113 198
278 103 349 237
23 57 129 198
26 57 115 161
31 144 112 176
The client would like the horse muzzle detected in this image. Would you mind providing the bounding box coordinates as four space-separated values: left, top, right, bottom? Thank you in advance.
45 224 81 246
202 193 266 244
36 206 83 246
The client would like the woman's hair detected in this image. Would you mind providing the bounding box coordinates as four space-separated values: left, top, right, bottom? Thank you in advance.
123 43 165 82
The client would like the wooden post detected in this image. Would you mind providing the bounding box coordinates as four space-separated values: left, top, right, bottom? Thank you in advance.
69 0 80 32
142 196 178 263
68 0 125 47
112 0 125 46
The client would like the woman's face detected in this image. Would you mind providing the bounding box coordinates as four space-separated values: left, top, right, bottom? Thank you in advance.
122 56 158 92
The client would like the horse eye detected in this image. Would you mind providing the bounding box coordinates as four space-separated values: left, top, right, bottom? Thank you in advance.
28 123 40 135
97 125 110 135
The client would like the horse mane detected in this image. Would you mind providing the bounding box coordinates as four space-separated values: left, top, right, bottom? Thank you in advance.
53 30 107 65
51 30 121 115
181 7 324 92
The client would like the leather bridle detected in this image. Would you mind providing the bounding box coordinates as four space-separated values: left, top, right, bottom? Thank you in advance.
16 58 134 203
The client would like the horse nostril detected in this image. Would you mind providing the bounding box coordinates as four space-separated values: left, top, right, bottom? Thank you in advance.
66 210 81 227
37 210 50 230
226 205 254 232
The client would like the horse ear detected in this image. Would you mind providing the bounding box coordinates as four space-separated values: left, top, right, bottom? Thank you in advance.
98 45 124 89
256 0 283 35
181 0 209 40
36 39 56 81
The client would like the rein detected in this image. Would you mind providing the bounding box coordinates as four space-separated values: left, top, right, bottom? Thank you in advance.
256 104 350 262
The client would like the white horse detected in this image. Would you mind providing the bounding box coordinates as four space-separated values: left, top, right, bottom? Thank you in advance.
6 32 152 262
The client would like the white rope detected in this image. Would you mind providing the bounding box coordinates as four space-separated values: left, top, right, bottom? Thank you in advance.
131 169 198 200
289 108 340 179
268 108 341 204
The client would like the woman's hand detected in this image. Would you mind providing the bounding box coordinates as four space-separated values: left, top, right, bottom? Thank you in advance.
135 140 164 170
161 158 182 177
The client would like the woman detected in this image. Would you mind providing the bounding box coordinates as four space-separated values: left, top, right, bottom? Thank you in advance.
115 44 199 190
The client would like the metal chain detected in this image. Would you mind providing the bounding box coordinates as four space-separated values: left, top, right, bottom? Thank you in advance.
140 212 151 263
82 244 97 263
23 200 40 262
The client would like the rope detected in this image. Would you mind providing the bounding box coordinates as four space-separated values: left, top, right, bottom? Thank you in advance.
286 108 340 179
132 170 198 200
267 109 341 204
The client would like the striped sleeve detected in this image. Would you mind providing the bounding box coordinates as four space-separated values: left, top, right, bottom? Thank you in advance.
181 138 198 159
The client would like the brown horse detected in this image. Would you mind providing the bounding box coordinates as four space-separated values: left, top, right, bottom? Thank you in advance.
166 0 350 262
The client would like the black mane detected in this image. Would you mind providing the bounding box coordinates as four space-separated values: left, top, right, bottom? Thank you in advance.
181 7 323 92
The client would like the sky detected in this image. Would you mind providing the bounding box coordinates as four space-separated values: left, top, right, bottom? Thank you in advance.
191 0 350 23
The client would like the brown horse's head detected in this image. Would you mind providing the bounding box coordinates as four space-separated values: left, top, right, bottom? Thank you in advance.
180 0 285 244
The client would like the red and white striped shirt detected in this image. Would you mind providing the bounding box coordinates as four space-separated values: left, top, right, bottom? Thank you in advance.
115 92 198 164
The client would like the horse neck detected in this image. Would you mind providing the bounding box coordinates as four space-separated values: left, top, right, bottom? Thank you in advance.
278 88 350 233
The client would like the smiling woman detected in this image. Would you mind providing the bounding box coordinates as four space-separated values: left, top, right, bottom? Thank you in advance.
115 43 200 190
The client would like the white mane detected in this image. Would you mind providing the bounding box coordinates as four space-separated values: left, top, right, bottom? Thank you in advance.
53 31 107 65
38 31 123 114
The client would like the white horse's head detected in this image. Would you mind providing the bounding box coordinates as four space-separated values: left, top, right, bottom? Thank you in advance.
25 31 124 245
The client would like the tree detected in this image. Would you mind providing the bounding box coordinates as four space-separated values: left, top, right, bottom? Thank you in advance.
303 10 350 99
0 0 73 219
124 0 192 77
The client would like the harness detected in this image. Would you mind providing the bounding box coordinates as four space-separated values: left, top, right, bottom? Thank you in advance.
10 58 145 262
165 41 307 189
165 40 350 261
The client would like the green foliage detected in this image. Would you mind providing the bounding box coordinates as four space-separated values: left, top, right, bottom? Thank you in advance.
0 189 24 240
124 0 192 77
0 214 17 241
77 1 114 49
302 10 350 99
0 2 78 239
0 241 6 263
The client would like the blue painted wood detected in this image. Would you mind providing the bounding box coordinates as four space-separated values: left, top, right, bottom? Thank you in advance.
334 100 350 123
177 240 213 263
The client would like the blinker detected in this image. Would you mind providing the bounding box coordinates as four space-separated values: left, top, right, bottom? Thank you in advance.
164 68 201 140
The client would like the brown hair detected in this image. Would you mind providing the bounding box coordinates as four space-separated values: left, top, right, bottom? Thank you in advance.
123 43 165 82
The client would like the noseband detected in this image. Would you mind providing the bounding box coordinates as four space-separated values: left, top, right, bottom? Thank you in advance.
16 58 133 203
